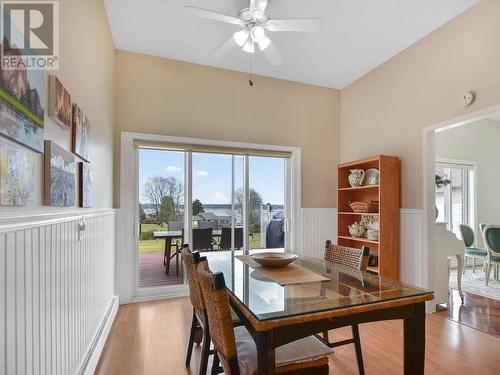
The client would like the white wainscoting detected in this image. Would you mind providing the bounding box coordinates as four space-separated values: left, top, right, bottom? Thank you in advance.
0 209 117 375
300 208 337 258
399 209 424 287
301 208 424 288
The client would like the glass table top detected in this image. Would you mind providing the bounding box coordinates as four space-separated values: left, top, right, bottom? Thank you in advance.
202 250 432 321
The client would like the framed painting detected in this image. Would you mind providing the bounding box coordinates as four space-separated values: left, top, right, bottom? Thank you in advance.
72 104 91 162
0 40 45 153
44 141 76 207
49 76 72 130
79 162 92 208
0 141 35 205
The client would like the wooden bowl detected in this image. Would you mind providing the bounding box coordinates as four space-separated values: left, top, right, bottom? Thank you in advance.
251 252 298 268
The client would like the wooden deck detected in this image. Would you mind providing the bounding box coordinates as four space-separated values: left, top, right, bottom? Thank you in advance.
139 252 183 288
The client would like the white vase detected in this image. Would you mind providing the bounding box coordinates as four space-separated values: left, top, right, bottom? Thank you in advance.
348 169 365 187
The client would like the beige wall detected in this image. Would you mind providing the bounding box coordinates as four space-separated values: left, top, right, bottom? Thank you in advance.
114 50 340 208
340 0 500 208
47 0 115 208
2 0 115 212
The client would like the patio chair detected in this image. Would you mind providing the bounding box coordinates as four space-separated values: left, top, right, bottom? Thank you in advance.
168 220 184 231
483 225 500 286
182 246 241 375
318 241 369 375
199 221 219 230
218 227 243 250
196 261 332 375
460 224 487 274
191 228 214 251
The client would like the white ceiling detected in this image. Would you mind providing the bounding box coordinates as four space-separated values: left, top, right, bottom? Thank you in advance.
103 0 478 89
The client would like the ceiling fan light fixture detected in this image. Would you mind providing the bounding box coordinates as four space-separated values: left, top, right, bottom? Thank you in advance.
234 29 250 47
258 35 271 51
242 38 255 53
250 25 265 42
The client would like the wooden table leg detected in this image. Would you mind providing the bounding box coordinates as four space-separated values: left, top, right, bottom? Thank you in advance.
165 238 172 275
256 331 275 375
404 302 426 375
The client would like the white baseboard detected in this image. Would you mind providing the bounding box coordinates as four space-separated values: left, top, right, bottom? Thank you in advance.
79 296 119 375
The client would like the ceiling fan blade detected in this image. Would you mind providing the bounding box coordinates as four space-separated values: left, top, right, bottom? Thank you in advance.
262 42 283 66
211 36 237 59
267 18 324 32
258 0 269 11
183 6 243 25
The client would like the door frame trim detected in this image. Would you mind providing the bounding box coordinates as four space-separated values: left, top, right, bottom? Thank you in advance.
117 131 302 303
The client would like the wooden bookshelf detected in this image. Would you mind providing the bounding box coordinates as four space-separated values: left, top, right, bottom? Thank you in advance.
337 155 400 280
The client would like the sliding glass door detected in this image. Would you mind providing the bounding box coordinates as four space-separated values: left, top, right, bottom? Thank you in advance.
248 156 286 250
136 144 291 292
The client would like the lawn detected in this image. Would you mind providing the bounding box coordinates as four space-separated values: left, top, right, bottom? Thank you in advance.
139 230 262 253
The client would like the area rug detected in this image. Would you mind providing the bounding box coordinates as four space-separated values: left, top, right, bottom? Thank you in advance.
449 268 500 301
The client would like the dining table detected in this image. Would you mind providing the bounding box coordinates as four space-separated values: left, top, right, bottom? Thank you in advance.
202 250 434 375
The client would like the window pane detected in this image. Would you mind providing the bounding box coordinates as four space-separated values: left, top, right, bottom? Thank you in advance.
435 166 446 223
192 152 231 250
248 156 286 250
450 168 465 237
138 149 184 288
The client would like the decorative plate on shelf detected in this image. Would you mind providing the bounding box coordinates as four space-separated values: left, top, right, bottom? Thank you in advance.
251 253 298 268
364 168 379 186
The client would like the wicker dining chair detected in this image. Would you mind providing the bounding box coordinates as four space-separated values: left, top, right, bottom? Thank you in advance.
182 245 241 375
320 241 370 375
197 261 332 375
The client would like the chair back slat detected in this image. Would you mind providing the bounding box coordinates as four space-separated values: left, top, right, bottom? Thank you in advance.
219 227 244 250
183 228 213 251
197 262 239 374
199 221 219 230
181 246 206 312
324 242 369 271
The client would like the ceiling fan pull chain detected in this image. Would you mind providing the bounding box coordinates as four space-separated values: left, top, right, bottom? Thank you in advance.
249 53 254 86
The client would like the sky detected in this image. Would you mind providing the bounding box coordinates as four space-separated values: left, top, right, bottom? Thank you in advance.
138 149 285 205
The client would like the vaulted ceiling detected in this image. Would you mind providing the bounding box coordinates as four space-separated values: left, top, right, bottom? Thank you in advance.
104 0 478 89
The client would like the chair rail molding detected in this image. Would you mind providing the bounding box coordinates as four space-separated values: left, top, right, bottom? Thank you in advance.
0 209 117 375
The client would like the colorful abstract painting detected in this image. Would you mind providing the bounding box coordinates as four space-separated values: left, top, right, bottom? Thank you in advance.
44 141 75 207
0 141 35 205
72 104 91 162
79 162 92 208
0 38 45 153
49 76 72 130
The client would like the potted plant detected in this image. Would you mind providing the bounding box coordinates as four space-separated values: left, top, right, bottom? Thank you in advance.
435 174 451 219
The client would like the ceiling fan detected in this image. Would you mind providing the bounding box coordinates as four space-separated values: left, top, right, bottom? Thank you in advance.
184 0 324 65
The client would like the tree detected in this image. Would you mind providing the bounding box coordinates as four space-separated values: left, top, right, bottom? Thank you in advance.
159 195 177 223
143 176 183 223
193 199 205 216
138 203 146 223
234 188 263 228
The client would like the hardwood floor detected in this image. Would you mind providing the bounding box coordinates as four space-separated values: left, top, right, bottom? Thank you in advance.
95 297 500 375
437 289 500 337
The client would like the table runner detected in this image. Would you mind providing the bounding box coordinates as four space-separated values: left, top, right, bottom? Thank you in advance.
235 255 329 286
